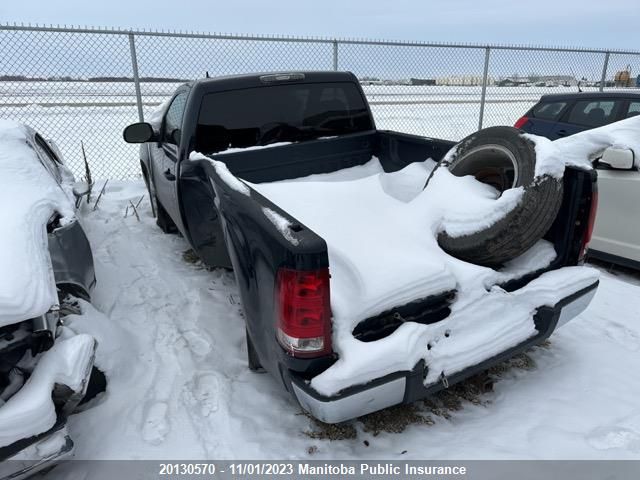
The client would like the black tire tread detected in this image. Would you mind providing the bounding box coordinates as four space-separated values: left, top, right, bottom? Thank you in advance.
436 127 563 267
155 200 177 234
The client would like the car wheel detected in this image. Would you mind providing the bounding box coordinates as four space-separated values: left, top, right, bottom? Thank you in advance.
155 201 178 234
436 126 564 267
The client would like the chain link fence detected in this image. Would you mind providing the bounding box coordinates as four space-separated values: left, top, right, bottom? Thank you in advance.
2 24 640 179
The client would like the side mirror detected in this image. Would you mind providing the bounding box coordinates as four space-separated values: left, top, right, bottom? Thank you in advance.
73 181 93 197
72 181 94 208
599 147 635 170
123 122 156 143
169 128 181 145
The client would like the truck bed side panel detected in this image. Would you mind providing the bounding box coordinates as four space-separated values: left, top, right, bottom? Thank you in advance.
195 158 333 382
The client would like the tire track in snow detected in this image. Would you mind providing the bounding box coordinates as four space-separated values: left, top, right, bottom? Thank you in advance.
81 183 263 457
80 186 222 456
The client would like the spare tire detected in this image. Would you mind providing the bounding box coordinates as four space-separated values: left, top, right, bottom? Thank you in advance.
436 126 563 267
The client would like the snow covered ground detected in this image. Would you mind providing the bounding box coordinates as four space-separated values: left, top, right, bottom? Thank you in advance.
0 82 611 179
52 179 640 466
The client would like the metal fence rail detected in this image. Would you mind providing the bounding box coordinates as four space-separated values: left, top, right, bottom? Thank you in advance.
2 24 640 179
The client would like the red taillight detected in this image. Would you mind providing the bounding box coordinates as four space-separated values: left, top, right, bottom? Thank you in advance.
514 116 530 129
580 190 598 259
276 267 332 358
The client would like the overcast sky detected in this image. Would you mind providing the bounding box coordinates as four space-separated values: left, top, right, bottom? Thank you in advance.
1 0 638 50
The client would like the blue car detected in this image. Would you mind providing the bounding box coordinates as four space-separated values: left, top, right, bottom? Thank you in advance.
515 91 640 140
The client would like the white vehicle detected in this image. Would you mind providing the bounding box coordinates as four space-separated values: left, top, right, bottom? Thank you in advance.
588 147 640 269
516 93 640 269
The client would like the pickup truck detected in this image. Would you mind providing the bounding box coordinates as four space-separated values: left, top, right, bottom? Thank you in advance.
123 71 599 423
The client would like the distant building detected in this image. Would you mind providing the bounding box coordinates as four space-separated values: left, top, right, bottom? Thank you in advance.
359 79 383 86
496 78 529 87
497 75 577 87
436 75 495 86
410 78 436 86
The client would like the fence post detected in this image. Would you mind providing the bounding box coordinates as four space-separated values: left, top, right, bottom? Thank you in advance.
332 40 339 71
128 32 144 122
599 52 610 92
478 47 491 131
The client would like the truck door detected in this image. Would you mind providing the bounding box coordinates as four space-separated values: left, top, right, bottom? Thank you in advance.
150 89 189 231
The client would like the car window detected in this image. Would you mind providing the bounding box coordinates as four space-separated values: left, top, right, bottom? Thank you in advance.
531 101 567 121
626 101 640 118
196 82 373 154
567 100 620 127
163 91 188 142
32 134 62 182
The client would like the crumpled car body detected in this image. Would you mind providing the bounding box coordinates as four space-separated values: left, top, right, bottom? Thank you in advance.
0 123 96 479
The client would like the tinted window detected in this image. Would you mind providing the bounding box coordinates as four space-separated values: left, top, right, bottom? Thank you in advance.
163 91 188 140
567 100 620 127
531 101 567 121
626 101 640 118
196 82 373 154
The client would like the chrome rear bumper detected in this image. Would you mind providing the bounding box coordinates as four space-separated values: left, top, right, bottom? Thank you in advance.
0 427 74 480
291 281 598 424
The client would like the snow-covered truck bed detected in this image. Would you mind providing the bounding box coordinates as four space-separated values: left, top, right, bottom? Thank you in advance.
123 71 599 423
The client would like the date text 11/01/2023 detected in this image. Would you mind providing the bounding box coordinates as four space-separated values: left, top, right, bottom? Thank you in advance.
158 463 468 476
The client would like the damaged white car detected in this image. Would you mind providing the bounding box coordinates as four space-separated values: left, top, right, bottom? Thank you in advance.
0 120 100 479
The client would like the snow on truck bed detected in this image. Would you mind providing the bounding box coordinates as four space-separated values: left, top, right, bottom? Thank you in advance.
246 158 598 395
197 117 640 395
0 120 75 328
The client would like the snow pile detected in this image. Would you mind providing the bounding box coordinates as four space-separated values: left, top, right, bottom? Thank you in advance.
263 207 299 246
493 239 557 282
0 120 76 327
214 141 292 155
252 160 453 321
146 98 171 128
525 114 640 178
190 152 251 196
427 167 525 238
0 333 95 448
248 157 599 396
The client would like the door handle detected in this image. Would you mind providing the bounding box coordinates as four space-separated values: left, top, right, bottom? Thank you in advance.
163 169 176 181
556 129 568 137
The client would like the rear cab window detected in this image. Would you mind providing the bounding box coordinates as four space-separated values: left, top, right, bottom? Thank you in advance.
567 99 622 127
195 82 373 154
530 101 567 121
